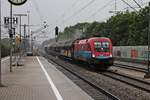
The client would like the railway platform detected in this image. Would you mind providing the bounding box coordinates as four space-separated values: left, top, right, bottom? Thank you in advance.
0 56 93 100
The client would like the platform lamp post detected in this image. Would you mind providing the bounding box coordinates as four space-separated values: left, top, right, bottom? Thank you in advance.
144 2 150 78
8 0 27 69
13 14 27 60
0 0 3 86
9 3 13 72
27 11 30 51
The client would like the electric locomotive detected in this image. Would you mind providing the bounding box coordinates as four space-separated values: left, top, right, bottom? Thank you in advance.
48 37 113 69
73 37 113 67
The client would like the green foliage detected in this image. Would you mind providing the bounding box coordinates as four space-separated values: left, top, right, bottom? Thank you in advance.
1 38 11 57
59 6 149 46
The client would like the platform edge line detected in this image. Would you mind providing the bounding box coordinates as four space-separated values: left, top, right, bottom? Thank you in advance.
36 56 63 100
2 57 9 62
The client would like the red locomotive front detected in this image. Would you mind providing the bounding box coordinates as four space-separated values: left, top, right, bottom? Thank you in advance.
73 37 113 69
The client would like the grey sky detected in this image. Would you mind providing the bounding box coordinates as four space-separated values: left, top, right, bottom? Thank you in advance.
1 0 149 43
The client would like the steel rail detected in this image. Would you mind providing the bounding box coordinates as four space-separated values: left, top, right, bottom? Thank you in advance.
114 63 146 73
44 50 150 96
41 52 120 100
100 70 150 93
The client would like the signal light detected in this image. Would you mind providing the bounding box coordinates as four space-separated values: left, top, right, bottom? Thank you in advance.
92 54 95 58
9 29 13 38
55 26 59 36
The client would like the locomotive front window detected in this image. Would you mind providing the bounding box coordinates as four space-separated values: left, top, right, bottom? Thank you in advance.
94 42 109 52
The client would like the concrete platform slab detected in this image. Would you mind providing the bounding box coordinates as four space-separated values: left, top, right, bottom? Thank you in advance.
37 56 93 100
0 56 93 100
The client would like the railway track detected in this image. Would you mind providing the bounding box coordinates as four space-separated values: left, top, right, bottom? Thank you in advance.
114 63 146 73
105 63 150 93
40 50 150 99
60 57 150 94
41 52 120 100
100 69 150 93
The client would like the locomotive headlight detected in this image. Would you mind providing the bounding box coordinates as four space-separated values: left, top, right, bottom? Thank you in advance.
110 54 112 57
92 54 95 58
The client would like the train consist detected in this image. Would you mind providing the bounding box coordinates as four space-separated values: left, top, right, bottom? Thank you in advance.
46 37 113 69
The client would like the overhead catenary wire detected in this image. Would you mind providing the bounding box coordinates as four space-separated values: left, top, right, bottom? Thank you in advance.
133 0 142 9
55 0 82 26
71 0 81 8
88 0 149 22
56 0 125 33
138 0 143 5
123 1 149 10
59 0 96 26
133 0 149 8
87 0 114 20
120 0 138 12
28 0 52 39
51 0 149 38
121 0 149 18
32 0 44 23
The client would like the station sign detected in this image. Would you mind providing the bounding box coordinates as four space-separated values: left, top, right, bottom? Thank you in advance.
8 0 27 6
4 17 18 28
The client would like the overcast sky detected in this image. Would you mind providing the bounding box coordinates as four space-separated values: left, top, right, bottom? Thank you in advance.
1 0 149 43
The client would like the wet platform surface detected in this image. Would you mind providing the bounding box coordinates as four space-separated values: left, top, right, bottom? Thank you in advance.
0 56 93 100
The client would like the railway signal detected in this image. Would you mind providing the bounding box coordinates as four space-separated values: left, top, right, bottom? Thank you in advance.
55 26 59 36
55 26 59 42
144 2 150 78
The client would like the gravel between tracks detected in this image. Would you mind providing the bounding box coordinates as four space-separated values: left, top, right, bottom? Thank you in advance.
52 62 112 100
46 54 150 100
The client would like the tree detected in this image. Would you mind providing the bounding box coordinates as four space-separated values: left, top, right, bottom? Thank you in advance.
57 5 149 46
